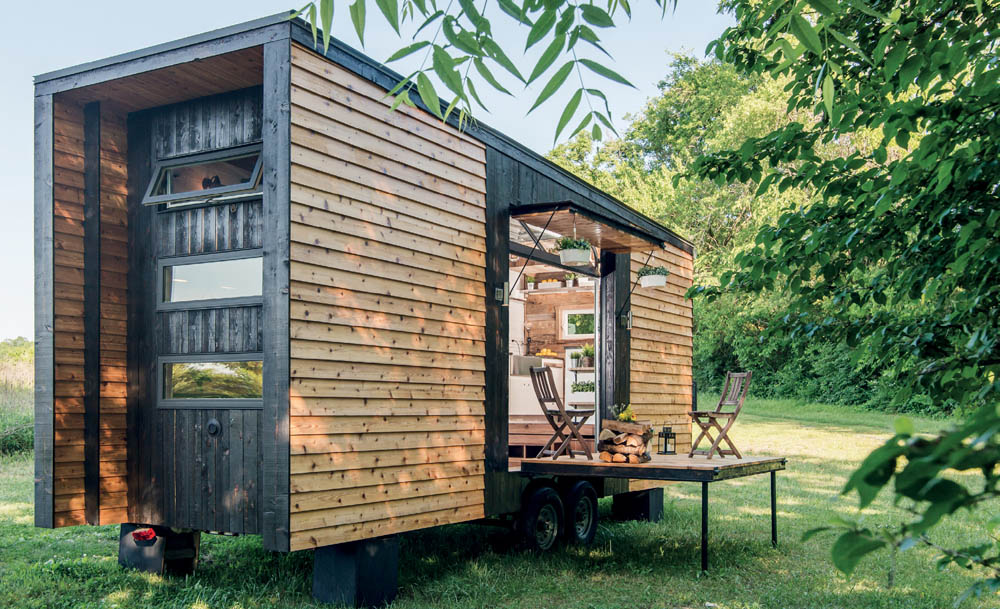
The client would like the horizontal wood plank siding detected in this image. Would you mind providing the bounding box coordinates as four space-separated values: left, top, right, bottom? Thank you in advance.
630 245 694 456
288 44 487 551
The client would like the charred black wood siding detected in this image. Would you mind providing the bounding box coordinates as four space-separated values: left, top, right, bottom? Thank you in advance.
34 93 55 529
82 101 102 525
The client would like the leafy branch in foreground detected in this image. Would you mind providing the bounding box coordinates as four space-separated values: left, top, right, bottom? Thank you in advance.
692 0 1000 603
291 0 676 140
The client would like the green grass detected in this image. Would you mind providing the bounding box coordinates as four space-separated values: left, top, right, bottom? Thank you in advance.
0 397 993 608
0 381 33 454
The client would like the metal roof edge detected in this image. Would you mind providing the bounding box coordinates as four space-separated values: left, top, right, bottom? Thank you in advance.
34 12 293 84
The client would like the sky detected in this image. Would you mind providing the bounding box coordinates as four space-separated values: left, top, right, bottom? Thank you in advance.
0 0 733 341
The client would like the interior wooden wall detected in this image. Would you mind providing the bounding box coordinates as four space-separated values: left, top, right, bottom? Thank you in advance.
50 98 129 526
287 44 488 551
524 290 594 357
629 245 694 455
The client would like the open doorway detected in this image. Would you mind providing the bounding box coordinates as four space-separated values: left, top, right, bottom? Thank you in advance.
506 219 599 468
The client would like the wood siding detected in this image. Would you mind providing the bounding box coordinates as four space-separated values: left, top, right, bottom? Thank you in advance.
629 245 694 454
288 43 487 551
51 98 129 526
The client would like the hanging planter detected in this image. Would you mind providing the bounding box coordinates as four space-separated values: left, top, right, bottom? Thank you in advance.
637 265 669 288
555 237 592 266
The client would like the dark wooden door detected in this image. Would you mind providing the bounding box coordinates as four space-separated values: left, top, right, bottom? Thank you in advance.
132 88 266 534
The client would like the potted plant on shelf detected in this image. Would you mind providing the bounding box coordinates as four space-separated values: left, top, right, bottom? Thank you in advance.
564 273 577 287
571 380 596 393
555 237 592 266
637 265 670 288
578 274 594 287
579 343 595 368
525 275 535 290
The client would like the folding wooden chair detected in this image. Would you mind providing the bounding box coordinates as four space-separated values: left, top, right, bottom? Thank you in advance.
688 371 752 459
529 366 595 460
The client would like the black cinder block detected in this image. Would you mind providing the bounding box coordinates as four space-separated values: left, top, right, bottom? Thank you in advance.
313 535 399 607
612 488 664 522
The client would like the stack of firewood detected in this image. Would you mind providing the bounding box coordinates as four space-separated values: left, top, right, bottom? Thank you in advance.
598 420 653 464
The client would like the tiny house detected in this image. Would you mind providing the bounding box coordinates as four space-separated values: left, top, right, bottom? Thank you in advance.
33 13 697 605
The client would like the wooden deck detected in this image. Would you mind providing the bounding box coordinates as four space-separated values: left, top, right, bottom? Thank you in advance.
518 453 786 482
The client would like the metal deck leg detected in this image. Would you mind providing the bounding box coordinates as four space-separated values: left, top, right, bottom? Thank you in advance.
701 481 708 572
770 471 777 548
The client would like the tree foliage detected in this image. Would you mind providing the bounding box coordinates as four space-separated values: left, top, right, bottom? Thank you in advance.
692 0 1000 599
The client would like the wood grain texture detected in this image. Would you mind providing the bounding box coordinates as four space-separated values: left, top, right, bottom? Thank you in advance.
288 44 486 549
50 98 130 527
629 245 695 459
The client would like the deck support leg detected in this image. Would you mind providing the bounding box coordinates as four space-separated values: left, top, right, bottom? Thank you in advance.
312 535 399 607
770 471 777 548
611 488 663 522
701 482 709 573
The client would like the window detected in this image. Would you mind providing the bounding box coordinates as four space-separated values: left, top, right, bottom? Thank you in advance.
142 144 262 207
159 356 264 408
560 308 596 339
161 256 262 305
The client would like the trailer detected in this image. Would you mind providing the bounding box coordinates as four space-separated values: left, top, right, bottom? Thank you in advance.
32 13 783 606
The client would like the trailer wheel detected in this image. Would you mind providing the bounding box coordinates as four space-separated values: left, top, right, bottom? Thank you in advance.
562 481 598 545
517 487 564 552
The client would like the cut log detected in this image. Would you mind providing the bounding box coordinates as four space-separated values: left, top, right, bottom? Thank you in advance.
612 433 628 445
627 454 640 464
599 451 613 463
603 419 652 435
625 435 643 447
598 429 616 442
605 444 645 456
612 453 627 463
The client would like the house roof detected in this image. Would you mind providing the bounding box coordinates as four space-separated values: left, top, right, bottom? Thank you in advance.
34 13 694 255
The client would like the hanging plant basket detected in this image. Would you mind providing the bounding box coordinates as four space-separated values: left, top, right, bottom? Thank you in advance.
639 274 667 288
555 237 592 266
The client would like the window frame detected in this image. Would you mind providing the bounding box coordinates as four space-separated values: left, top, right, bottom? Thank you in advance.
142 143 263 207
157 352 265 410
157 249 264 312
558 307 596 340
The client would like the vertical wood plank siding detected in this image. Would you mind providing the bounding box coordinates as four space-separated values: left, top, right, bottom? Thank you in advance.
288 43 487 551
629 245 694 455
50 97 130 526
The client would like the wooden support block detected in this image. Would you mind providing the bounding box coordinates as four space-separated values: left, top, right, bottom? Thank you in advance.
117 523 200 576
312 536 399 607
612 488 664 523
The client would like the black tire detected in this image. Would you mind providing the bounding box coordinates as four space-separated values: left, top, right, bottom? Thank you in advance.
517 486 564 552
561 480 599 545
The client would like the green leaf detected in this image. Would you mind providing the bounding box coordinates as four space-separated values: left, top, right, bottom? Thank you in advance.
416 72 443 119
822 73 834 117
527 34 565 84
498 0 531 25
789 13 822 56
319 0 334 51
349 0 367 45
528 60 574 113
483 39 525 82
569 111 593 139
591 122 602 141
832 531 885 576
554 88 583 143
432 46 466 100
465 77 489 111
443 17 481 54
474 58 511 95
414 10 444 37
894 416 914 436
576 25 611 57
899 55 922 88
385 41 430 63
526 9 557 49
883 45 907 79
309 3 318 46
374 0 400 34
578 58 635 88
580 4 615 27
807 0 839 17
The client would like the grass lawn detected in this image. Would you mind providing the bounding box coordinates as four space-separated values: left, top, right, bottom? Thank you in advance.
0 396 993 609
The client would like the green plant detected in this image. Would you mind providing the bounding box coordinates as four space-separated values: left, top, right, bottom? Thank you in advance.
580 343 595 358
525 275 535 283
571 380 595 393
637 266 669 278
611 403 635 422
564 273 577 280
554 237 591 251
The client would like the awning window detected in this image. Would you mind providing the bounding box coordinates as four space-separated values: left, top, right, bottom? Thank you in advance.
511 201 664 254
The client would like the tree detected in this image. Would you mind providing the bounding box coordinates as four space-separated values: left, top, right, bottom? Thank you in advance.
690 1 1000 601
293 0 1000 601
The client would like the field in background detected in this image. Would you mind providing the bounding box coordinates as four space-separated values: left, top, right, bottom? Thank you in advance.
0 337 33 454
0 397 991 609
